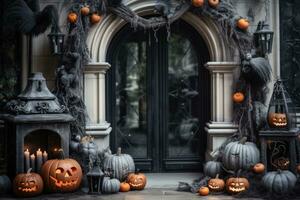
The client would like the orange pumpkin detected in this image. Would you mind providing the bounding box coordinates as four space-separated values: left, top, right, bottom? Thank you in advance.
199 186 209 196
208 0 219 7
41 158 82 193
13 168 43 197
119 182 130 192
90 13 101 24
68 12 78 24
191 0 204 7
126 172 147 190
208 174 225 192
237 18 250 30
80 6 90 16
268 112 287 127
226 177 249 194
253 163 265 174
233 92 245 103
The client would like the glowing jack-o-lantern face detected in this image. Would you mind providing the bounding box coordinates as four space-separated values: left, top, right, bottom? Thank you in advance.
226 177 249 194
126 172 147 190
208 175 225 192
41 158 82 193
268 113 287 127
13 169 43 197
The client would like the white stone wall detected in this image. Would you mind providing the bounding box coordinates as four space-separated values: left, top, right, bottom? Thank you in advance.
30 0 281 156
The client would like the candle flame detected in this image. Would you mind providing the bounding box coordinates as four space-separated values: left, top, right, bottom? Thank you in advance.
25 149 29 152
38 148 41 151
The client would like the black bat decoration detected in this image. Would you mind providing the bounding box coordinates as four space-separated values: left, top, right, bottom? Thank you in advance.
4 0 59 36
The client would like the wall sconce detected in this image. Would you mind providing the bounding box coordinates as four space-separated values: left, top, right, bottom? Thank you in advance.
48 27 65 55
254 21 274 56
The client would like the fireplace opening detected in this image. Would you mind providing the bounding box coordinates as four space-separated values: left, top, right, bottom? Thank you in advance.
24 130 62 160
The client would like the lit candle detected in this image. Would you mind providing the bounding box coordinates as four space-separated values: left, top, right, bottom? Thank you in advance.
36 149 43 173
24 149 30 172
43 151 48 163
30 154 36 172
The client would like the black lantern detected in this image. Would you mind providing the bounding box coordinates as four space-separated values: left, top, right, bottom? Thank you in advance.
87 166 104 194
266 80 296 130
48 27 65 55
259 80 300 173
254 21 274 56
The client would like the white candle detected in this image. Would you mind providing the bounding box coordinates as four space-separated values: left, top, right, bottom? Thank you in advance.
24 149 30 172
43 151 48 163
36 149 43 173
30 154 36 172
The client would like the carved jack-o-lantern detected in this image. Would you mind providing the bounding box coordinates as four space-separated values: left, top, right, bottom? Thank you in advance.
226 177 249 194
41 157 82 193
268 112 287 127
208 174 225 192
13 168 43 197
126 172 147 190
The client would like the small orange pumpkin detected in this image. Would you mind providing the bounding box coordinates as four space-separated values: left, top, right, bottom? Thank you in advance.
13 168 43 197
68 12 78 24
233 92 245 103
90 13 101 24
226 177 249 194
237 18 250 30
191 0 204 7
126 172 147 190
119 182 130 192
199 186 209 196
253 163 265 174
208 174 225 192
268 112 287 127
80 6 90 16
208 0 219 7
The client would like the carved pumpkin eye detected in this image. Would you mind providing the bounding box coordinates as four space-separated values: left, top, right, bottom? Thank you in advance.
240 182 244 186
29 181 35 184
56 168 64 174
71 167 77 172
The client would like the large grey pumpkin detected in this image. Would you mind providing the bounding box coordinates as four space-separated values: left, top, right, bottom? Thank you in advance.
0 175 11 194
203 161 223 177
262 170 297 194
222 137 260 171
79 136 98 157
103 147 135 181
101 176 120 194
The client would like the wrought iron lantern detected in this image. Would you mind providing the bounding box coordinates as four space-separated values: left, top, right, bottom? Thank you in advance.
254 21 274 56
48 27 65 55
259 80 300 173
87 166 104 194
266 80 296 130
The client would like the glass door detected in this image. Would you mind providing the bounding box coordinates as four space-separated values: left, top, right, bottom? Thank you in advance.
107 19 210 172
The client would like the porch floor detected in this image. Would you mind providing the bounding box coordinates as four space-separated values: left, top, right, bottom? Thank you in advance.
0 173 267 200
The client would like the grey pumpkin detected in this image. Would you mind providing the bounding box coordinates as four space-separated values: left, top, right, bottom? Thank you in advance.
101 176 120 194
203 161 223 177
262 170 297 194
222 137 260 171
0 175 11 194
103 147 135 181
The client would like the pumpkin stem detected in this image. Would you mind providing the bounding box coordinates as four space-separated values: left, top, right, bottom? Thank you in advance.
117 147 122 156
239 137 247 144
27 168 32 174
215 174 219 179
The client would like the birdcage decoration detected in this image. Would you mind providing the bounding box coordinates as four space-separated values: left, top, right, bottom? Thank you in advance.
266 79 296 130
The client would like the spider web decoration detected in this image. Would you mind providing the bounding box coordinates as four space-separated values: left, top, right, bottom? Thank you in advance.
59 0 254 139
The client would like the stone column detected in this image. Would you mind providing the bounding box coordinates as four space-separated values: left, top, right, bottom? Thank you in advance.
205 62 239 160
84 62 112 149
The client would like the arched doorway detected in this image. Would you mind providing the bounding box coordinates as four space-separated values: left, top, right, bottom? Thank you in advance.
106 19 210 172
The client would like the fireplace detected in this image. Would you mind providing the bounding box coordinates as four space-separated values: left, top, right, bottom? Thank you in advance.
0 73 73 178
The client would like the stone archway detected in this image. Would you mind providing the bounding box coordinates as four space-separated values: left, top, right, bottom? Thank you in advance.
84 0 239 158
